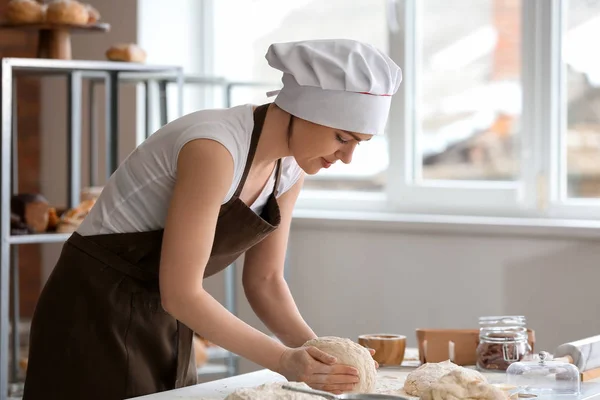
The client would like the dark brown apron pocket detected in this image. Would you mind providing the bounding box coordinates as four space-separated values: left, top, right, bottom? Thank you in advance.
123 291 180 397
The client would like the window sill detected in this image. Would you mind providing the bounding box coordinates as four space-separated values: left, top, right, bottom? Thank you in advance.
291 208 600 240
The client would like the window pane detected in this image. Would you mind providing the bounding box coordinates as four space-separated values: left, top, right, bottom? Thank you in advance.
565 0 600 199
419 0 522 182
211 0 389 192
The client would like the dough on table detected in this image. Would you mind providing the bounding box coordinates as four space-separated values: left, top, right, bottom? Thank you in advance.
224 382 320 400
304 336 377 393
404 360 486 397
420 369 508 400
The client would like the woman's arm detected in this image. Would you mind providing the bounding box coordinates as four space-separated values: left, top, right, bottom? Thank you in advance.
159 139 286 371
159 142 358 393
242 174 318 348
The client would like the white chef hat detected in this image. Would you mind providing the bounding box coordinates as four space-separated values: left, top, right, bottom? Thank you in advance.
265 39 402 135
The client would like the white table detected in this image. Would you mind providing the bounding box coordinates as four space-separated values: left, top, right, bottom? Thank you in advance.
129 369 287 400
128 366 600 400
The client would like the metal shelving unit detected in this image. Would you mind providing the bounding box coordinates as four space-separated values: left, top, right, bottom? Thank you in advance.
1 57 185 400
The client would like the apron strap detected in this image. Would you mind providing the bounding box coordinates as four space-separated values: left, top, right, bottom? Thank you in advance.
272 158 283 198
175 321 194 388
232 103 270 199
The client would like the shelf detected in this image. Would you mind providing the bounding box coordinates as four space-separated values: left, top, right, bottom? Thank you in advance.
8 233 71 245
206 346 239 361
197 363 232 376
2 57 182 75
0 21 110 33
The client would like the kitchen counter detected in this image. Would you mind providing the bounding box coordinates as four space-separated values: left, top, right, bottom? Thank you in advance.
129 365 600 400
127 348 600 400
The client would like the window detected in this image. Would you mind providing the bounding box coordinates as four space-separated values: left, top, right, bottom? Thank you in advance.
203 0 600 220
418 1 522 183
563 0 600 200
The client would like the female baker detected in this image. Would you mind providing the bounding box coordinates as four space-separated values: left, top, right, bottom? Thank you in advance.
23 38 402 399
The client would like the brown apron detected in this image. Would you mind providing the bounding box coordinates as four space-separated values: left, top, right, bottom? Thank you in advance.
22 104 282 400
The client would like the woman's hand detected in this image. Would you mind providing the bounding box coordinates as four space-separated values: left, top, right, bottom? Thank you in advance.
277 346 359 394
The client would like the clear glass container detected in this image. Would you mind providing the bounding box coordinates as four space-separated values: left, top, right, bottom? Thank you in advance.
476 315 531 371
507 351 581 395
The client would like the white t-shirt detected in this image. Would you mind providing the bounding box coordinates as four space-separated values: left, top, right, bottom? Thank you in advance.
77 104 303 235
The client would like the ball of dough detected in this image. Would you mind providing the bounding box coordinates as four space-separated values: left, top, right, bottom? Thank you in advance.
404 360 487 397
420 369 507 400
224 382 318 400
46 0 89 25
303 336 377 393
6 0 45 24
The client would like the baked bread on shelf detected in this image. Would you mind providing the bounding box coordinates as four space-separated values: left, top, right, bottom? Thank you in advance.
84 3 100 23
56 199 95 233
10 193 50 234
6 0 46 24
45 0 89 25
193 335 208 367
106 43 147 63
5 0 102 26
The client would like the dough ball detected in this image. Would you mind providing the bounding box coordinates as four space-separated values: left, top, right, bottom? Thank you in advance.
420 369 507 400
303 336 376 393
404 360 486 397
224 382 319 400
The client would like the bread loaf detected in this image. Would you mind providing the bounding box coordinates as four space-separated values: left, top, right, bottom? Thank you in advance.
46 0 89 25
106 43 147 63
56 199 95 233
193 335 208 367
46 207 60 231
11 194 50 233
84 3 99 23
6 0 45 24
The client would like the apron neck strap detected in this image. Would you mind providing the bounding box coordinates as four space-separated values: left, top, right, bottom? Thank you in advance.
272 158 283 198
233 103 270 198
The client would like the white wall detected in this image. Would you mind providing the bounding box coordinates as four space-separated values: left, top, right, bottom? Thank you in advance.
286 223 600 350
38 0 600 378
224 221 600 374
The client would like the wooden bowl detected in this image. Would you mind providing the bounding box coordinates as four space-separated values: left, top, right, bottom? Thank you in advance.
358 333 406 366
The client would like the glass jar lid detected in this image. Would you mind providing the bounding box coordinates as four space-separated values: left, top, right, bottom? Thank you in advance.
506 351 581 395
479 315 527 328
479 315 528 341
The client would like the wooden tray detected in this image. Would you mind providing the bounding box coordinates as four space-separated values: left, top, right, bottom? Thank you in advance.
0 21 110 60
416 328 536 366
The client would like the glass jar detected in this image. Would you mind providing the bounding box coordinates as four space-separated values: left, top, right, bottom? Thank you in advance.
476 315 532 371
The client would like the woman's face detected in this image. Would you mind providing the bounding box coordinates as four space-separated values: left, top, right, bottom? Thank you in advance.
289 118 373 175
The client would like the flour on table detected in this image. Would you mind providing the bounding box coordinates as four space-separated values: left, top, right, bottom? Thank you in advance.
374 374 415 397
224 382 321 400
304 336 377 393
